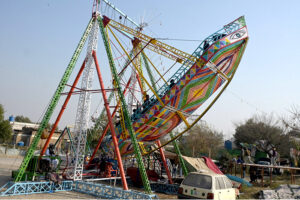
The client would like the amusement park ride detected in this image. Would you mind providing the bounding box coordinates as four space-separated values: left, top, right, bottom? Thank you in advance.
1 0 248 198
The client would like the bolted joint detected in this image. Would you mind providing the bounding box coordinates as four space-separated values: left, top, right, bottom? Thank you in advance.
150 38 157 45
92 11 100 18
102 15 111 27
131 37 141 48
176 58 183 63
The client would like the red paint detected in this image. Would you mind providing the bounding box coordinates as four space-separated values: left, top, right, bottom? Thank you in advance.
156 140 173 184
40 59 87 157
86 77 131 169
92 50 128 190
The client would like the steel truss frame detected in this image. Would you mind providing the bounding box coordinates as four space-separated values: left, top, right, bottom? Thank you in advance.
0 181 157 199
74 181 157 199
15 18 94 182
72 18 100 181
150 182 179 195
0 181 73 196
98 16 152 193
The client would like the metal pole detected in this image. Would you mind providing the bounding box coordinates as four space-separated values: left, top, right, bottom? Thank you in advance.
98 16 152 193
92 50 128 190
40 59 86 156
170 132 188 177
141 51 158 92
86 77 131 168
15 18 94 182
156 140 173 184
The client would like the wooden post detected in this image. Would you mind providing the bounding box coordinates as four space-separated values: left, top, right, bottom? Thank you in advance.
261 167 264 187
241 164 243 178
291 169 294 184
270 168 272 186
234 163 237 176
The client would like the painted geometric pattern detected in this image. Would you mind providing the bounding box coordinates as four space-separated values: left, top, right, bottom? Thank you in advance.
102 28 248 155
115 40 247 156
202 38 231 61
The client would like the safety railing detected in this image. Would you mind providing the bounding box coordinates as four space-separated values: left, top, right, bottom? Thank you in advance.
73 181 157 199
0 181 73 196
1 180 158 199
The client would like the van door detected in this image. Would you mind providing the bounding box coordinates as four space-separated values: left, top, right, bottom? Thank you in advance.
216 176 235 200
223 177 235 199
215 177 226 200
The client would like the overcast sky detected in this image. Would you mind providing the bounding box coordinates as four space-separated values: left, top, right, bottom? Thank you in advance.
1 0 300 139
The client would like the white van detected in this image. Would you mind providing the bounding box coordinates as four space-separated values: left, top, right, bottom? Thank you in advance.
178 171 236 199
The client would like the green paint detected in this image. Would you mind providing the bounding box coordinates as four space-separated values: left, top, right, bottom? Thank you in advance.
170 132 188 176
15 18 94 182
141 51 158 92
97 17 152 194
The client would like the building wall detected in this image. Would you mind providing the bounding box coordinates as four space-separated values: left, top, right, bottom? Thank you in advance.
12 125 68 151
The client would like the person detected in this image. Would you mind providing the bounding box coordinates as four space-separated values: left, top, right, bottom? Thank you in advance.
45 144 58 170
220 33 227 38
240 147 245 162
131 108 137 120
269 147 279 174
245 147 253 164
144 94 150 103
203 40 209 51
142 94 150 113
270 147 278 166
172 163 177 177
169 79 175 89
212 35 218 42
249 166 257 183
237 156 245 178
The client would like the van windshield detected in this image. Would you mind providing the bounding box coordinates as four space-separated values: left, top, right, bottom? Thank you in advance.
182 174 212 189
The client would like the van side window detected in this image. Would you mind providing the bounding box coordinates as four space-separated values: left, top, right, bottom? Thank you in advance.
215 177 221 189
216 177 226 189
223 177 233 188
182 174 212 189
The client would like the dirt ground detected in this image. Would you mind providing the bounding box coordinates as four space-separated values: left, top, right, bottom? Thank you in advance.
0 155 96 199
0 155 177 199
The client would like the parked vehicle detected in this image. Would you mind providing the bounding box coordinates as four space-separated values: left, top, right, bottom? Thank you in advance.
178 171 236 199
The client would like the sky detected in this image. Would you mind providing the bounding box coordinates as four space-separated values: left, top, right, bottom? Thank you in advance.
0 0 300 139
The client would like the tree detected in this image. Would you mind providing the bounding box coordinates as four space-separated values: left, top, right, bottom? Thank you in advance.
282 105 300 133
178 121 224 159
233 114 290 157
0 104 13 143
87 114 109 148
15 115 32 123
0 104 4 121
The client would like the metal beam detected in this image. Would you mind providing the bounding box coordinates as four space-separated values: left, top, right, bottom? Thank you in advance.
15 18 94 182
92 50 128 190
98 16 152 193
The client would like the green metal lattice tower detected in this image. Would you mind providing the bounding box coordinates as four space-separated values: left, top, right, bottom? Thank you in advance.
170 132 188 176
142 51 188 177
15 19 94 182
98 16 152 194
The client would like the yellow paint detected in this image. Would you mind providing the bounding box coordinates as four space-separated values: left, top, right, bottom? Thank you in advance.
108 19 197 63
107 26 165 107
193 88 204 98
176 111 190 128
